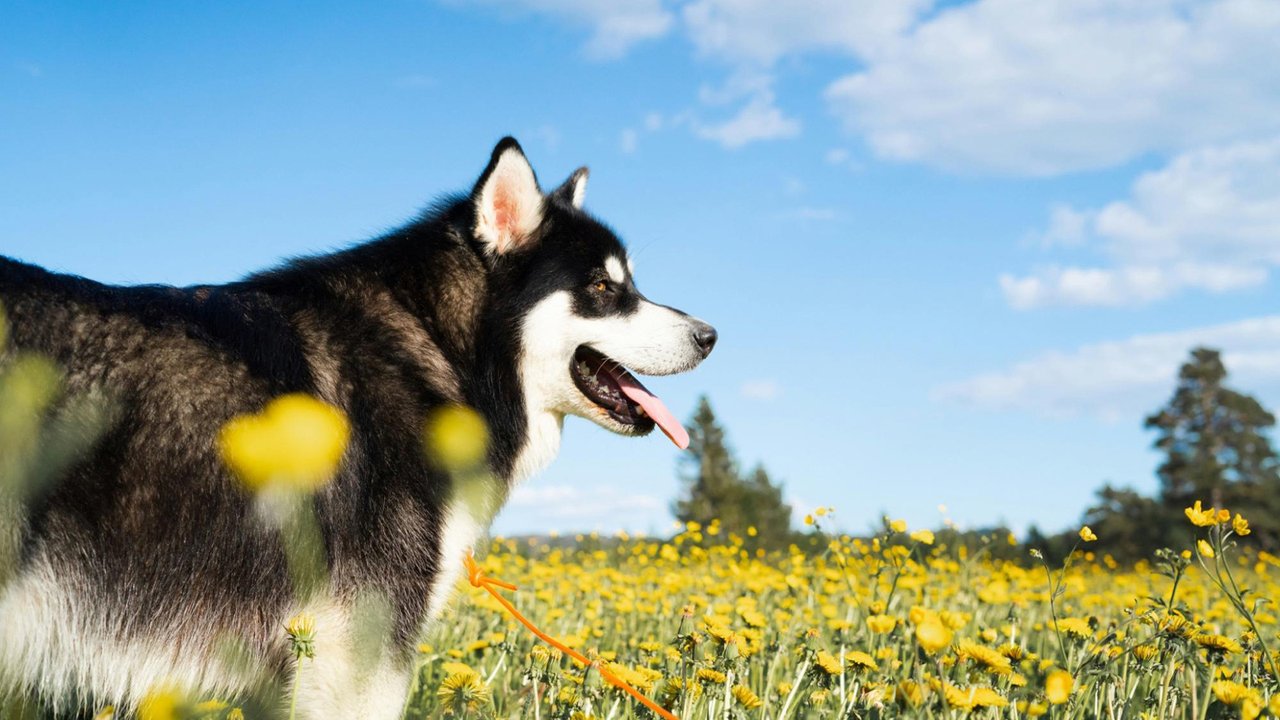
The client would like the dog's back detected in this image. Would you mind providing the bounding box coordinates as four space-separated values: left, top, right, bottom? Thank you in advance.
0 256 302 709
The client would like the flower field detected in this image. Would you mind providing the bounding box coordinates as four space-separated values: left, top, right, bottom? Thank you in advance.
404 514 1280 719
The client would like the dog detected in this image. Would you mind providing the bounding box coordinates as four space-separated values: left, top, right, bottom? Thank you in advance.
0 137 716 718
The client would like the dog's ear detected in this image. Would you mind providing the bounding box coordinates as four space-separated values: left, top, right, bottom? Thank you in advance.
473 137 543 254
550 167 589 209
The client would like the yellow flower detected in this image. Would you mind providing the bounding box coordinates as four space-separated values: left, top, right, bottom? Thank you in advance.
1233 513 1251 536
910 529 935 545
219 394 349 493
732 684 762 709
137 687 182 720
1195 633 1242 655
916 618 953 654
846 650 879 671
1079 526 1097 542
804 514 815 526
92 707 116 720
1198 539 1215 558
866 615 897 634
1211 680 1256 705
285 613 316 660
889 518 907 533
814 650 843 676
696 668 727 684
424 404 489 471
437 668 491 714
1184 500 1222 527
1045 669 1074 704
957 640 1012 675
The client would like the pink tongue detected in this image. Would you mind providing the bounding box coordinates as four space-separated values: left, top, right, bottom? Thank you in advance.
615 375 690 449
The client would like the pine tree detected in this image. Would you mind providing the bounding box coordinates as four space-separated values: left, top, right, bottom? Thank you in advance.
1145 347 1280 548
739 463 793 550
673 397 741 529
672 397 792 549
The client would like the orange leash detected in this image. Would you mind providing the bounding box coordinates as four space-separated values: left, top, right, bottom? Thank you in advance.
463 551 679 720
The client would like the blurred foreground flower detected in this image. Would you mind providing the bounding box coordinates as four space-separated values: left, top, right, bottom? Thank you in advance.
1045 669 1073 704
916 617 952 654
218 394 349 493
137 686 183 720
424 404 489 472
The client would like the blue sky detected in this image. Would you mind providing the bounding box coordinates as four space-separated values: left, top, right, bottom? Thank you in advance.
4 0 1280 537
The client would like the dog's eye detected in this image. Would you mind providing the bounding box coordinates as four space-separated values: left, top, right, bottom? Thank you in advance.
592 281 609 293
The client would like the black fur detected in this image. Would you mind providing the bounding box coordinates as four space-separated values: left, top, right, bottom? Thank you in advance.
0 137 664 709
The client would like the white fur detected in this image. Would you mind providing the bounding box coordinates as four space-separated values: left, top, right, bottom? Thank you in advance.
511 290 707 450
424 473 506 620
567 170 587 208
0 560 416 720
287 596 412 720
474 147 543 254
0 559 256 716
604 256 626 285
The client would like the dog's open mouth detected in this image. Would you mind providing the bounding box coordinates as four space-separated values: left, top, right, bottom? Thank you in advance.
570 346 689 449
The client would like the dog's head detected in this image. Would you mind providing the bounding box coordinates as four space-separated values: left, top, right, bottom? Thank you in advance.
469 137 715 448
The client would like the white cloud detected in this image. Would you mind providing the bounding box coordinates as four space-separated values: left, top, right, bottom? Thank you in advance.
619 128 639 154
935 316 1280 421
459 0 674 59
509 483 662 519
681 0 929 65
827 0 1280 175
694 91 800 148
824 148 850 165
1003 137 1280 308
741 378 781 400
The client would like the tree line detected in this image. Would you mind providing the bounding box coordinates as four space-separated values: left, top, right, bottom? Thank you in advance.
673 347 1280 561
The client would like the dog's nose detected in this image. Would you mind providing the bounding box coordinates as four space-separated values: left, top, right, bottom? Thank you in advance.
692 322 718 358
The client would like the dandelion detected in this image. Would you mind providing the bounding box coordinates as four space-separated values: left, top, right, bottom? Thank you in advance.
889 518 907 533
695 668 727 684
218 394 349 493
867 614 897 634
1045 669 1074 704
1079 526 1097 542
718 683 755 709
1196 633 1243 655
957 640 1013 675
846 650 879 671
437 668 491 715
814 650 843 676
916 618 953 654
286 614 317 660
